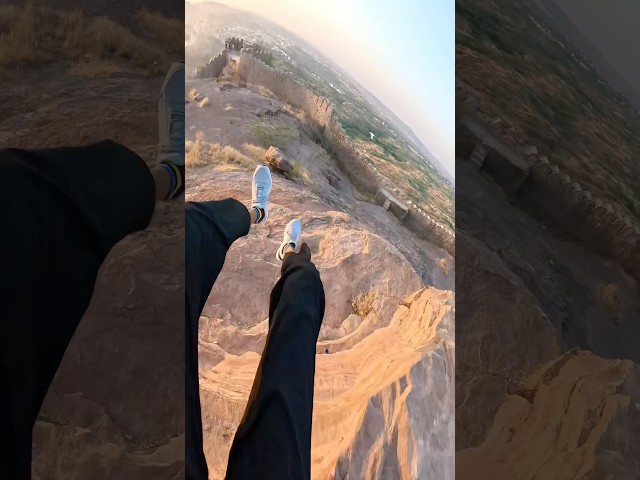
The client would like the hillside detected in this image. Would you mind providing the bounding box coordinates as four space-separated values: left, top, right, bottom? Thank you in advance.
185 1 454 229
455 0 640 476
186 70 455 477
456 0 640 220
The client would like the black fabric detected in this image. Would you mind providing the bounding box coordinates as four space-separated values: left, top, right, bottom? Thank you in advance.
0 140 155 479
185 201 325 480
185 199 251 477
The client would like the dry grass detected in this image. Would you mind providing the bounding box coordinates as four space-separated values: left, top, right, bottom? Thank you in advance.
135 8 182 54
198 97 210 108
352 290 376 318
250 119 297 149
0 3 173 75
186 132 256 170
256 85 276 98
0 3 48 66
601 284 621 324
241 143 267 163
438 258 449 276
290 160 312 185
188 88 199 102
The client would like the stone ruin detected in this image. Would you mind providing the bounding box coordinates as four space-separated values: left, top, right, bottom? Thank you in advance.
375 188 409 220
224 37 244 51
456 81 640 282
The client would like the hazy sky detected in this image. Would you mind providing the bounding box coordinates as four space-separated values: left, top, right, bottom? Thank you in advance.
193 0 454 176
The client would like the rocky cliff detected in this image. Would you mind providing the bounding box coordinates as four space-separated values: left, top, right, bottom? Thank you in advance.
186 166 455 479
458 349 640 480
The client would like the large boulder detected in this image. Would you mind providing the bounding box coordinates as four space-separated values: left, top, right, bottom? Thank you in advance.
264 146 294 174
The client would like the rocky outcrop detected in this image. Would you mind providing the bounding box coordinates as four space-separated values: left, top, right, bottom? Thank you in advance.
200 286 455 480
457 349 640 480
186 167 454 479
264 145 293 174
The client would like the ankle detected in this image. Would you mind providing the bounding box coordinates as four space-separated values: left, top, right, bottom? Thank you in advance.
160 161 184 199
252 206 266 224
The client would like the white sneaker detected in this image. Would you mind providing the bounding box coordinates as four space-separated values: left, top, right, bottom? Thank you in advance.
251 165 272 223
157 62 185 166
276 219 302 261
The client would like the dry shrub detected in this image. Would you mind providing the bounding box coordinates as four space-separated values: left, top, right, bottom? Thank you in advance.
0 3 170 73
135 8 182 53
198 97 210 108
352 290 376 318
0 5 20 33
60 10 84 52
186 131 210 167
186 132 255 169
290 160 312 185
438 258 449 276
221 145 253 167
188 88 199 102
241 143 267 162
82 17 161 66
602 284 621 324
0 3 48 66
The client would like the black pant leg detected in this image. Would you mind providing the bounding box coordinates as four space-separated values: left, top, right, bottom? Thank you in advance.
225 244 325 480
185 199 251 480
0 140 155 479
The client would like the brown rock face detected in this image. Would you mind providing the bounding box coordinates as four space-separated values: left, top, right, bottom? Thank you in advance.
200 287 455 480
264 145 294 174
457 350 640 480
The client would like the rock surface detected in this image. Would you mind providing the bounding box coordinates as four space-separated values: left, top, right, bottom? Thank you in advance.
458 349 640 480
186 164 455 479
0 53 185 480
264 145 294 174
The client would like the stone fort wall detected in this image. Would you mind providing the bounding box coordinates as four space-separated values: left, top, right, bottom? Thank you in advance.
237 52 455 255
194 50 455 255
195 50 229 79
456 82 640 281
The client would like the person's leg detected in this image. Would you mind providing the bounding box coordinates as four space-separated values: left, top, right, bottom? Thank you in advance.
156 61 186 201
225 222 325 480
0 141 157 479
185 165 272 480
0 61 186 479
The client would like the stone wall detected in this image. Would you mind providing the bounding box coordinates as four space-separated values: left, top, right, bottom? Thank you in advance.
236 53 455 256
456 82 640 281
195 50 229 79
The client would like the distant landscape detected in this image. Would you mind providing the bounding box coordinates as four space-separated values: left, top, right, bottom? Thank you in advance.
186 1 454 228
456 0 640 220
